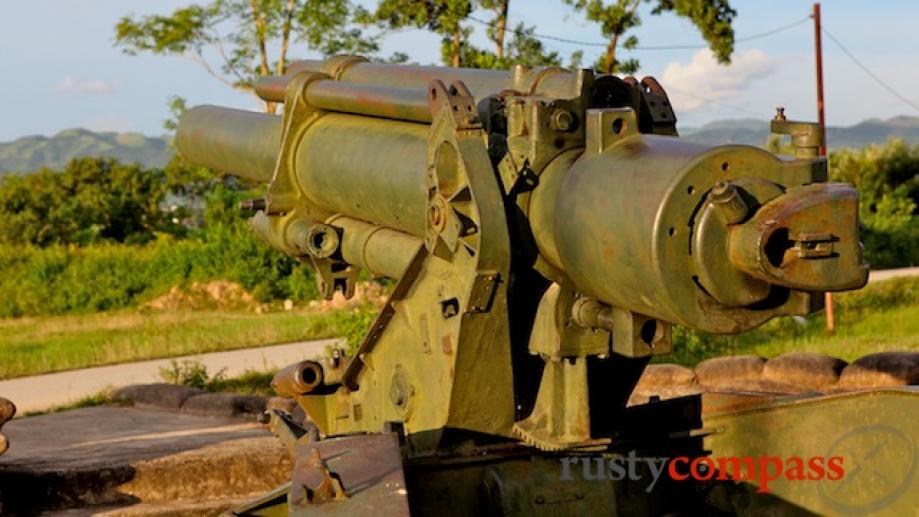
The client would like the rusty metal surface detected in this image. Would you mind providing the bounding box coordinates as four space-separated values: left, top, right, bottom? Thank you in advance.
175 54 875 514
0 397 14 455
289 433 409 516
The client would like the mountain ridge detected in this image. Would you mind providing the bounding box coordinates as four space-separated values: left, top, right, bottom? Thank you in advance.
680 115 919 148
0 128 172 174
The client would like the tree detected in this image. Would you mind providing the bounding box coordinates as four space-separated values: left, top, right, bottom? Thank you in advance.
115 0 377 112
829 138 919 268
0 158 175 246
370 0 561 69
370 0 472 67
461 23 562 69
480 0 509 60
563 0 736 74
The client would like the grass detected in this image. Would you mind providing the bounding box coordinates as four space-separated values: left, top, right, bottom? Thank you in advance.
0 305 375 379
1 277 916 380
663 276 919 366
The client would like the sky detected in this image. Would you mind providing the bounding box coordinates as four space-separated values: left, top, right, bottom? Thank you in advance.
1 0 918 141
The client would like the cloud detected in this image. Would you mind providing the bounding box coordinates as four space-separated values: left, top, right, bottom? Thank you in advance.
83 114 134 133
54 76 120 95
661 49 777 112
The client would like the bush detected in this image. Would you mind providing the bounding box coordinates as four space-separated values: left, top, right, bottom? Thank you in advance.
829 138 919 268
0 169 322 318
0 157 179 246
0 232 318 318
159 359 226 390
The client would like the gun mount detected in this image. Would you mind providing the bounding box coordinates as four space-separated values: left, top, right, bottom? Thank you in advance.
176 55 871 515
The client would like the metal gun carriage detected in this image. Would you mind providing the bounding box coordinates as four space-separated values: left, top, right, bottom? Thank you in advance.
174 56 916 516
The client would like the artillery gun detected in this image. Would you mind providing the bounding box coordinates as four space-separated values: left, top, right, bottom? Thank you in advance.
176 56 915 515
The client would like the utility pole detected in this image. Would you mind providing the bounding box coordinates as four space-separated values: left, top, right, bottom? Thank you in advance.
813 2 835 333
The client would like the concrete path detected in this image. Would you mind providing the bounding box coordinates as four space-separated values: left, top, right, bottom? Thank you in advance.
0 339 338 414
869 266 919 283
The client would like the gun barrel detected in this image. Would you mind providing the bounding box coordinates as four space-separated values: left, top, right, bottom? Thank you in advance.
282 57 510 101
176 106 281 183
176 55 869 335
260 57 584 105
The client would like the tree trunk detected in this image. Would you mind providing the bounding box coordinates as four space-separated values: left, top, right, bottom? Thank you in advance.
603 0 640 74
250 0 273 112
495 0 509 60
604 35 619 74
250 0 270 76
452 28 462 67
277 0 296 75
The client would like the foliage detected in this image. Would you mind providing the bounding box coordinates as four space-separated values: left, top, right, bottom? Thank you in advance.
0 178 319 318
0 155 238 246
369 0 473 67
162 95 189 135
563 0 735 73
829 138 919 268
368 0 564 69
461 23 563 69
115 0 377 108
0 157 178 246
159 359 227 389
0 154 319 317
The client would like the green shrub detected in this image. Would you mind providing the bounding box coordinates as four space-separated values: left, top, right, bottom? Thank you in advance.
0 231 318 317
159 359 226 390
829 138 919 268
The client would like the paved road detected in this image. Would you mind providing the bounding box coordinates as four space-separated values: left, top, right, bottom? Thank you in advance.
869 266 919 283
0 339 337 414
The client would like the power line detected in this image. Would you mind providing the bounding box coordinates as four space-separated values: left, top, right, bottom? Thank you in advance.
664 85 763 117
820 25 919 114
466 15 810 50
641 16 811 50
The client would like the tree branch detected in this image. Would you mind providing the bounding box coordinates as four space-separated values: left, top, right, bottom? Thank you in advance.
250 0 271 77
494 0 509 59
184 51 239 90
277 0 297 75
604 0 641 73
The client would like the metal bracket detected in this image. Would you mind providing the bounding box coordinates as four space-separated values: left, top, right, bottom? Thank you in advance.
585 108 639 156
625 76 678 135
771 107 822 159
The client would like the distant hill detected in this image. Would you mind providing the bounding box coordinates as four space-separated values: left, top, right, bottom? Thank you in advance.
0 129 172 175
680 116 919 148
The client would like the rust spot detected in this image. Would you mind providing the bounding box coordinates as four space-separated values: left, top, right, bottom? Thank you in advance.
442 334 453 355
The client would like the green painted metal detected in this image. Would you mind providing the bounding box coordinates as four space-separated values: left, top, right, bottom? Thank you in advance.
702 388 919 515
176 55 875 515
177 106 281 183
